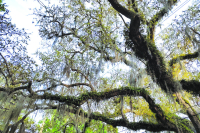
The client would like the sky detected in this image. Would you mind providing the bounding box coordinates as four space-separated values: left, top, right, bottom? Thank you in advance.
4 0 194 132
6 0 41 57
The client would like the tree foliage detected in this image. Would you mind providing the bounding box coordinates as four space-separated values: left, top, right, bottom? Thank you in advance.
0 0 200 132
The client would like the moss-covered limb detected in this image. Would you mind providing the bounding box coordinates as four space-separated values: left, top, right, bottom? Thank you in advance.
129 16 176 93
36 87 149 106
89 113 176 132
169 52 199 66
35 87 192 132
128 14 200 132
180 80 200 95
38 105 176 132
37 87 179 129
41 104 192 132
89 104 192 132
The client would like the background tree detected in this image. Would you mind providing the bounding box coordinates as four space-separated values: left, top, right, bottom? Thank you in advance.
0 0 200 132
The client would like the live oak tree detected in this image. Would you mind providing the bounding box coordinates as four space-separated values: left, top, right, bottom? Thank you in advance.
0 0 200 132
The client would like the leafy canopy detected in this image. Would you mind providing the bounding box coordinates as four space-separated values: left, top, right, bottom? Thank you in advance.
0 0 200 132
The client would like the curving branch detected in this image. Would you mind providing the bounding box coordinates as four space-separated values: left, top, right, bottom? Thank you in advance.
39 104 181 132
36 87 178 129
107 0 135 19
37 87 145 106
169 52 199 66
89 113 176 132
37 98 194 132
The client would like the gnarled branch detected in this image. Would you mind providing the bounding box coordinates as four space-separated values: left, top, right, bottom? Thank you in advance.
169 52 199 66
180 80 200 95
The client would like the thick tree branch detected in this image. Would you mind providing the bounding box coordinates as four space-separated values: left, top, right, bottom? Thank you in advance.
36 87 178 130
107 0 135 19
180 80 200 95
0 87 6 91
128 14 179 94
90 113 176 132
169 52 199 66
37 87 144 106
39 104 177 132
128 16 200 130
123 5 200 129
